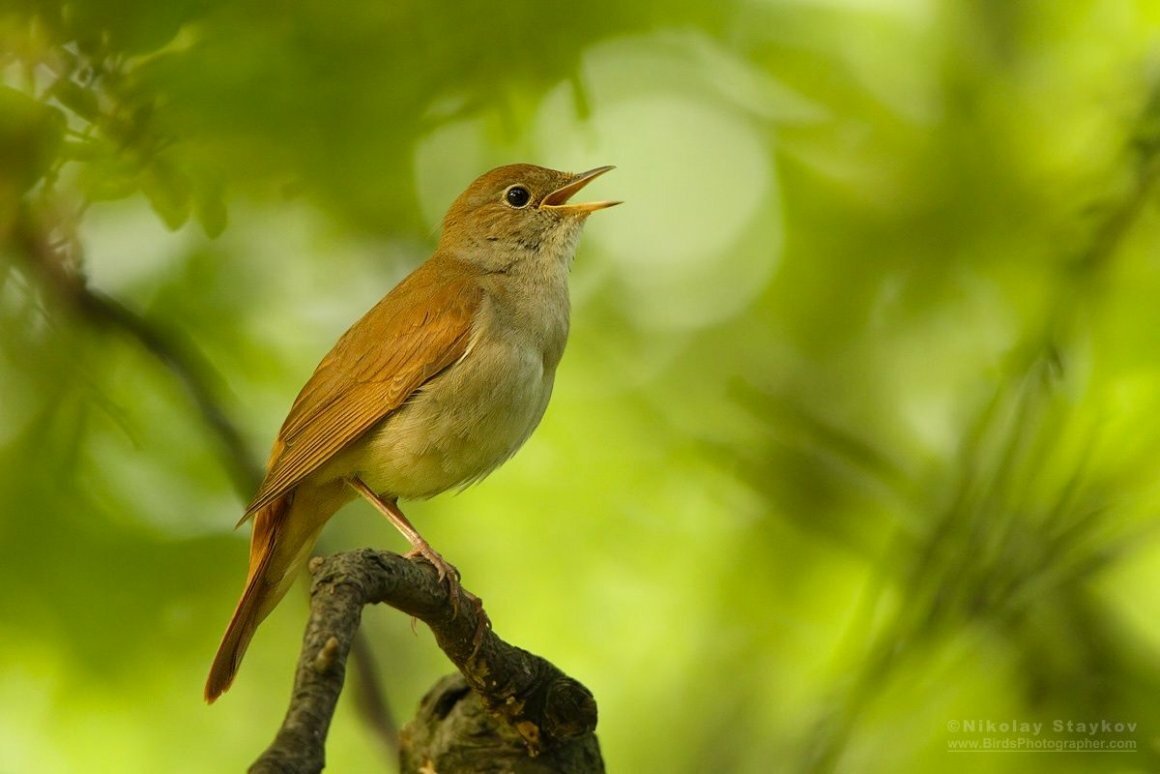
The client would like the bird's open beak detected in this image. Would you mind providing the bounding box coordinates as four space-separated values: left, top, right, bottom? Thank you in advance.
540 166 621 213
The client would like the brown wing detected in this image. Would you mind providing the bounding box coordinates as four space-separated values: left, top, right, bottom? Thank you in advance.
243 257 484 517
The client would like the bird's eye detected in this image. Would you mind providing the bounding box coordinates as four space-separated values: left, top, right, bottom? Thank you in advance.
504 185 531 208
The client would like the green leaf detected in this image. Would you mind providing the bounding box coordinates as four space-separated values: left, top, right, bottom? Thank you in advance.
61 139 102 162
76 154 140 201
194 179 228 238
49 77 101 122
0 86 66 192
140 157 192 230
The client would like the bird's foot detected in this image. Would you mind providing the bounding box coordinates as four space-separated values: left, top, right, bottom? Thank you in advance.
346 479 472 616
404 542 464 614
402 543 491 650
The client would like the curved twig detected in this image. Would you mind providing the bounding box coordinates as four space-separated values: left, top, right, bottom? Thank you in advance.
250 550 602 774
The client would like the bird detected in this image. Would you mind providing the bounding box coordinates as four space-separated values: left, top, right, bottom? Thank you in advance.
205 163 618 702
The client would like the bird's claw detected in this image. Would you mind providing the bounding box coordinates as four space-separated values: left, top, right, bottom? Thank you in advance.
402 545 491 654
404 544 463 615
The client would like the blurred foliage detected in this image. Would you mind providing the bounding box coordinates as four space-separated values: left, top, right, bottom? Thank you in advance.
3 0 1160 772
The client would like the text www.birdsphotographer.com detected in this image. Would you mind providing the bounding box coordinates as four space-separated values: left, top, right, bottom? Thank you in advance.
945 717 1139 753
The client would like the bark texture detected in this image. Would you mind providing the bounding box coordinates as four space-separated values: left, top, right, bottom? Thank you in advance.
249 549 602 774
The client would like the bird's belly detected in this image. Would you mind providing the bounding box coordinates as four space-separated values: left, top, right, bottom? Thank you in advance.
342 340 555 500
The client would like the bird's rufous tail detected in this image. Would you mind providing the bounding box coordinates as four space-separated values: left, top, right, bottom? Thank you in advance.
205 494 319 702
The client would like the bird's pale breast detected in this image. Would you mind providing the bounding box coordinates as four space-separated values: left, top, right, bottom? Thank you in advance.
318 278 568 500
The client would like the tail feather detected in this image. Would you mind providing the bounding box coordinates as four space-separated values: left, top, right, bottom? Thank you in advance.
204 564 268 702
205 494 313 702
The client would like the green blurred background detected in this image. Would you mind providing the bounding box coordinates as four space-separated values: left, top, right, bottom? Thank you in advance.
3 0 1160 771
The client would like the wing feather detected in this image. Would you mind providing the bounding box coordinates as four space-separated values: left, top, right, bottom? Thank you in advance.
244 257 483 516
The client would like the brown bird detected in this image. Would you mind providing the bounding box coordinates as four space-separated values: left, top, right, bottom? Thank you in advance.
205 164 618 702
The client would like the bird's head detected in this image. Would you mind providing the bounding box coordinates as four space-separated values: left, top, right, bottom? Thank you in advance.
439 164 619 270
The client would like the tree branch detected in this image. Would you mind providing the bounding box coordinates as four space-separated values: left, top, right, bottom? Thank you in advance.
12 205 263 498
251 550 603 774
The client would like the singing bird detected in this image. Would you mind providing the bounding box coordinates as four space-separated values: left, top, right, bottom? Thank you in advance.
205 164 618 701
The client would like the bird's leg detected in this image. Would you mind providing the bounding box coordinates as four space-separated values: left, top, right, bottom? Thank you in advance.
348 476 465 612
